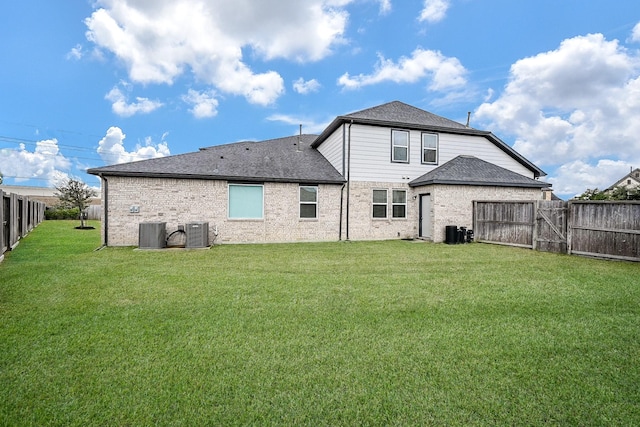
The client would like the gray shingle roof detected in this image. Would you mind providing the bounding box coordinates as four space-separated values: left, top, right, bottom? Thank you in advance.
342 100 471 130
409 155 551 188
87 134 346 185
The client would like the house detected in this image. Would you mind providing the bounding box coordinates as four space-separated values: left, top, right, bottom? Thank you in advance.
87 101 550 246
606 168 640 191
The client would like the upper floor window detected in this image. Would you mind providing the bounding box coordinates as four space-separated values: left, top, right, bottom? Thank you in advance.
300 185 318 219
372 189 388 218
391 130 409 163
392 190 407 218
422 133 438 164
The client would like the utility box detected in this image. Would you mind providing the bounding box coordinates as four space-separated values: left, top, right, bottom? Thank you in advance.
139 222 166 249
185 222 209 248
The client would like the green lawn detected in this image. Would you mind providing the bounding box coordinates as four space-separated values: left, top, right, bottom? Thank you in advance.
1 221 639 426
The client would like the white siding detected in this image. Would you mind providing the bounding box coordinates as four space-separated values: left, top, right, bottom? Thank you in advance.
346 124 535 182
316 126 344 176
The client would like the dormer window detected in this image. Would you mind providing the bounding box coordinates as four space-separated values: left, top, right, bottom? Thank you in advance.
422 133 438 164
391 130 409 163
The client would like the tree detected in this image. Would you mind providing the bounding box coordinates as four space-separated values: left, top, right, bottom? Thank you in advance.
55 178 98 228
574 186 640 201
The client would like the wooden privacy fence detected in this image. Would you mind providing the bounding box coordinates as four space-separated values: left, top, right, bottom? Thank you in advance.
473 200 640 262
1 190 46 260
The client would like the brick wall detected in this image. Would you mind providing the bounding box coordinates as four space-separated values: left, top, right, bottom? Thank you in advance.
101 176 543 246
103 176 343 246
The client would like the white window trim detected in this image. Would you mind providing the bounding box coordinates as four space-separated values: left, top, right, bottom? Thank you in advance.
228 183 264 220
392 189 407 219
391 129 410 163
299 185 318 220
372 189 388 219
421 132 438 165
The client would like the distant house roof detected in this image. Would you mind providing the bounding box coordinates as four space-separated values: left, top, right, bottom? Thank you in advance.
312 100 546 178
409 155 551 188
87 135 345 185
606 168 640 190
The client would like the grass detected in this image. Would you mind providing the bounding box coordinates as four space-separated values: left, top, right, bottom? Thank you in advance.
1 220 639 426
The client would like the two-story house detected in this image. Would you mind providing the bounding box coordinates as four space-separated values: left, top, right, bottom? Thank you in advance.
88 101 550 246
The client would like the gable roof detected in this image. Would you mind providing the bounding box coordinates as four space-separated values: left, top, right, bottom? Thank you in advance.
606 168 640 190
409 155 551 188
312 100 546 178
88 135 345 185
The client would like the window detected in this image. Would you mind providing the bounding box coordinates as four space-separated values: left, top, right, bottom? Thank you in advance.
392 190 407 218
391 130 409 163
228 184 263 219
422 133 438 164
300 186 318 219
372 189 388 218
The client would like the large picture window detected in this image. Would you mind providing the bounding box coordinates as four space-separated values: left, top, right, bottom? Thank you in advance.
422 133 438 164
392 190 407 218
391 130 409 163
228 184 263 219
300 186 318 219
372 189 388 218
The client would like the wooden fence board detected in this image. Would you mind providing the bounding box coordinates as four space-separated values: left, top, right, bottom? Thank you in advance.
474 200 639 261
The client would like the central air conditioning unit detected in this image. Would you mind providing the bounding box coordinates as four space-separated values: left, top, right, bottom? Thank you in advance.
139 222 166 249
185 222 209 248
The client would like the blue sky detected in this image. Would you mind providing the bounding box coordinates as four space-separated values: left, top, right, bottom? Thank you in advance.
1 0 639 199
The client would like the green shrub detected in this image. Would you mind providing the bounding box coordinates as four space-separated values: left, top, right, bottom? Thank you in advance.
45 207 80 220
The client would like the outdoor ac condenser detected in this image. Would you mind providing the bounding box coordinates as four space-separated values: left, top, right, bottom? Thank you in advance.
138 222 166 249
185 222 209 248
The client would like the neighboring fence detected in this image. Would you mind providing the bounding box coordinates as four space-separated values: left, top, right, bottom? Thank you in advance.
1 189 46 259
473 200 639 262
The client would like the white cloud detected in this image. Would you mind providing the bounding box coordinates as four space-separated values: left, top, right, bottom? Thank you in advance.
631 22 640 43
66 44 83 60
183 89 219 118
0 139 71 186
97 127 170 165
475 33 640 196
84 0 352 106
419 0 450 23
293 78 321 94
547 159 636 197
105 86 163 117
266 114 331 134
378 0 391 14
338 48 467 90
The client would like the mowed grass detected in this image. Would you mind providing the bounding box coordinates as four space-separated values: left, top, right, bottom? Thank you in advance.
1 221 639 426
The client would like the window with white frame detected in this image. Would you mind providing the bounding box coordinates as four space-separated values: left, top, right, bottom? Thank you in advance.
299 185 318 219
372 189 388 218
391 130 409 163
392 190 407 218
228 184 264 219
422 133 438 164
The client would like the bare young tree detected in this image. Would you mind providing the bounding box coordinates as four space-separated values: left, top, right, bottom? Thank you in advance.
55 178 98 228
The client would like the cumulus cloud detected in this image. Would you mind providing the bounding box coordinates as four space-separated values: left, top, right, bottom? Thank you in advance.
0 139 71 186
419 0 450 23
66 44 84 60
266 114 331 135
105 86 163 117
631 22 640 43
84 0 352 106
97 127 170 165
293 78 321 94
183 89 219 118
338 48 467 90
475 33 640 196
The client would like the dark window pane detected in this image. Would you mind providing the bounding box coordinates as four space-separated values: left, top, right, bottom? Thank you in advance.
393 205 406 218
373 205 387 218
300 204 317 218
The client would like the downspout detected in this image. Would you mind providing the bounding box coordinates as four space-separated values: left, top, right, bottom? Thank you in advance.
339 123 347 241
346 120 353 241
102 175 109 247
339 183 345 241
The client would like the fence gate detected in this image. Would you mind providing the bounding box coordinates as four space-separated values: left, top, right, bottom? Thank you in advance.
534 200 568 254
